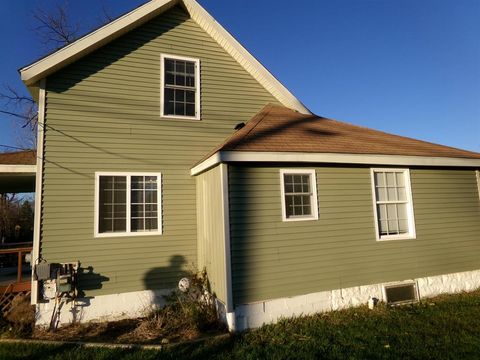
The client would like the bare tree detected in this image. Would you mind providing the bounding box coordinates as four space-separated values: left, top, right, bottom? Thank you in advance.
0 2 81 149
32 2 80 50
0 1 116 150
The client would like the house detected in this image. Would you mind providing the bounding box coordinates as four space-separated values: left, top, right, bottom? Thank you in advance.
16 0 480 331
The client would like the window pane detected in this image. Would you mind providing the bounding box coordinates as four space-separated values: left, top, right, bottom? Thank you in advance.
378 204 387 220
145 218 158 231
145 176 157 190
164 88 174 115
131 176 143 190
131 190 144 204
395 172 405 187
186 103 195 117
374 172 385 187
186 62 195 75
397 203 407 220
379 220 388 235
386 204 396 220
388 220 399 233
186 91 195 103
283 173 314 218
175 61 185 74
397 187 407 201
99 176 126 233
175 89 185 102
175 102 185 116
386 172 395 187
387 187 397 201
398 220 409 233
131 204 143 218
130 175 159 232
285 195 294 217
113 219 126 232
376 187 387 201
145 191 157 204
131 219 144 232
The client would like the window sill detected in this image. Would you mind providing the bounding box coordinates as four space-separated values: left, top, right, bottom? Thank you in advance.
282 216 318 222
95 231 163 238
376 234 416 242
160 114 201 121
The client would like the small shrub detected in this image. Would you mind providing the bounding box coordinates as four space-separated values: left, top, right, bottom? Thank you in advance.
123 270 224 343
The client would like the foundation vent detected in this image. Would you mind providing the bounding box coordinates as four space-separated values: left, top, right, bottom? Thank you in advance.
383 282 418 305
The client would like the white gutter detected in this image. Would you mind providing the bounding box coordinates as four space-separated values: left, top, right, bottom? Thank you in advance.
31 79 46 305
191 151 480 176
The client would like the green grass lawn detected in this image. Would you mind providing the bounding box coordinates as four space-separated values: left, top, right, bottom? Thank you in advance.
2 290 480 359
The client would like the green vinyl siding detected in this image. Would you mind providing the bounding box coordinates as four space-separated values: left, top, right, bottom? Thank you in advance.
229 165 480 305
41 6 278 296
196 165 227 303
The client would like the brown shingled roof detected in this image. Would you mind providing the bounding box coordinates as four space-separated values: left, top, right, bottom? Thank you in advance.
0 150 37 165
206 104 480 160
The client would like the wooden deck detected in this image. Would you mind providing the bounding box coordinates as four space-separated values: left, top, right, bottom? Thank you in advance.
0 243 32 295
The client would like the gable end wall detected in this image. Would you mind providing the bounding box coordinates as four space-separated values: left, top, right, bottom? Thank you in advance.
40 6 278 297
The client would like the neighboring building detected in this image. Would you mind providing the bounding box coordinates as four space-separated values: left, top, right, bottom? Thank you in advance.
17 0 480 331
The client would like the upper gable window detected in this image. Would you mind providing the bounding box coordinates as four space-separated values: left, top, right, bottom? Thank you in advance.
160 54 200 120
371 168 416 241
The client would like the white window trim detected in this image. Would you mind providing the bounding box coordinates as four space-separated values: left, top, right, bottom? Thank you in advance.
94 172 163 238
160 53 200 120
370 168 416 241
280 169 319 222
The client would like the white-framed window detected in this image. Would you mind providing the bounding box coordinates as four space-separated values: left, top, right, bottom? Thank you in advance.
370 168 416 241
280 169 319 222
160 54 200 120
94 172 162 237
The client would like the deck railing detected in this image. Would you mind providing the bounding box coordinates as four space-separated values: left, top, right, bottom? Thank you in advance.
0 243 33 294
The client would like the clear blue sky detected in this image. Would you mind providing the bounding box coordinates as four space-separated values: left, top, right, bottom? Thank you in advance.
1 0 479 152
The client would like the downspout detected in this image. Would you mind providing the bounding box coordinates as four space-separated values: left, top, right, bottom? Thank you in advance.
220 163 235 332
31 78 46 305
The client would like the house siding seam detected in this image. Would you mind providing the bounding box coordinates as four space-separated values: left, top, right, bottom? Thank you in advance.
228 164 480 305
41 6 278 297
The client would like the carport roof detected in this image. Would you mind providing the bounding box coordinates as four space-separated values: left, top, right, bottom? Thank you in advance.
0 150 36 193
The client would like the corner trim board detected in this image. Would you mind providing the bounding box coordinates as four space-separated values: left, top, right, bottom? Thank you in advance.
191 151 480 176
476 170 480 200
31 78 46 305
220 164 233 315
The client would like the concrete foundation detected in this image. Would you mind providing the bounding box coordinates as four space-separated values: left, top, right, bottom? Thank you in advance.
36 289 171 327
36 269 480 331
234 269 480 331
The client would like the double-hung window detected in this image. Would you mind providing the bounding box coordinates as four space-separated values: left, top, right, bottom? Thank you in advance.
280 169 319 221
95 173 162 237
160 54 200 120
371 169 415 241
